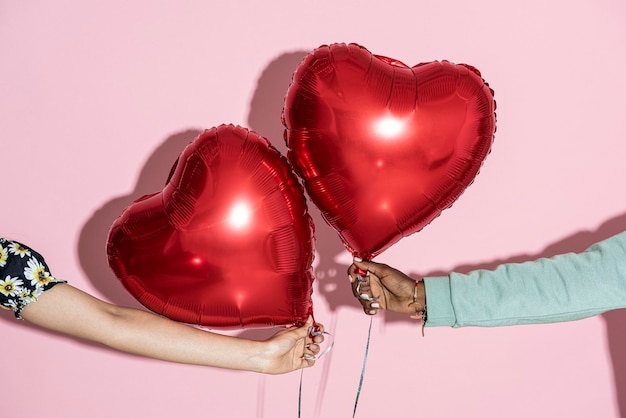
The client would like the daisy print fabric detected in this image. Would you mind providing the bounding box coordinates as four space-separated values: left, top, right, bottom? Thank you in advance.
0 238 66 318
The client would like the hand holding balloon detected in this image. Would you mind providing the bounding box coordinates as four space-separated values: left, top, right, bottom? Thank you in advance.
348 258 425 317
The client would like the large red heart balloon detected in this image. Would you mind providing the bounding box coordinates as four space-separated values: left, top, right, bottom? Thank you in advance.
283 43 497 259
107 125 315 328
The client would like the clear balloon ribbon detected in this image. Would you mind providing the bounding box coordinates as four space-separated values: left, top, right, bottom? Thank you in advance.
353 316 373 418
298 325 334 418
314 312 338 418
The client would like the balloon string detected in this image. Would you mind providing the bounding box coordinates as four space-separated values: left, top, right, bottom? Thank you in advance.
256 374 266 418
298 328 335 418
298 368 304 418
353 316 373 418
314 312 338 418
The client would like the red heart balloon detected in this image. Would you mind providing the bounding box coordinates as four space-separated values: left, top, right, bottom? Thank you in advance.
107 125 315 328
283 43 496 259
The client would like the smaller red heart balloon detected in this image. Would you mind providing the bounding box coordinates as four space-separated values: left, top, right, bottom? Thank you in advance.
283 43 497 259
107 125 315 328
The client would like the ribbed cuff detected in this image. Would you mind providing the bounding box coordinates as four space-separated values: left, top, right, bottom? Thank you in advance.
423 276 456 327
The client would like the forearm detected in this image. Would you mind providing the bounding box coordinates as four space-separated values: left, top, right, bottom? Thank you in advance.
21 284 270 372
95 306 268 371
424 231 626 327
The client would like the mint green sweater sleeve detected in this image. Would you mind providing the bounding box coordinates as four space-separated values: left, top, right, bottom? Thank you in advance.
423 230 626 327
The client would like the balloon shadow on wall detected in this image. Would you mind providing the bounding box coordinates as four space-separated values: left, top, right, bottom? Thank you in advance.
2 130 201 356
77 130 201 309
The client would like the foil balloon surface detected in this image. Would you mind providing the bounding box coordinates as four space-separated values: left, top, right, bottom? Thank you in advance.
283 43 497 259
107 125 315 328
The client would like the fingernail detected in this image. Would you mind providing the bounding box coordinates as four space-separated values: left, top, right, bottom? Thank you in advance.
354 257 362 262
360 293 370 300
369 310 377 315
348 275 354 283
371 302 380 308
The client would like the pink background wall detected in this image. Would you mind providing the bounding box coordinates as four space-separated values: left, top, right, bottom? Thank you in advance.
2 1 626 417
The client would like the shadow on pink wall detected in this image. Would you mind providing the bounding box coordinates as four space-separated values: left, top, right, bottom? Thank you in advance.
74 50 626 416
77 129 202 311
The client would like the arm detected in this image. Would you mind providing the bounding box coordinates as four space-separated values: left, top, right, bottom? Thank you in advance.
20 283 323 374
349 230 626 327
425 230 626 327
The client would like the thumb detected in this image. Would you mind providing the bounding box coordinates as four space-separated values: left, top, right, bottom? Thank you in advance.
304 315 315 330
293 315 315 338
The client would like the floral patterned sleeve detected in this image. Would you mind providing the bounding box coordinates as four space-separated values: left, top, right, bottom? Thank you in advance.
0 238 67 319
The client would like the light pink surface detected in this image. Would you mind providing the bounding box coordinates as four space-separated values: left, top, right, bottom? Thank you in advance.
2 1 625 417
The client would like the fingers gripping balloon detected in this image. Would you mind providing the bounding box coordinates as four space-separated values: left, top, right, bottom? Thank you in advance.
282 43 497 260
107 125 316 328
